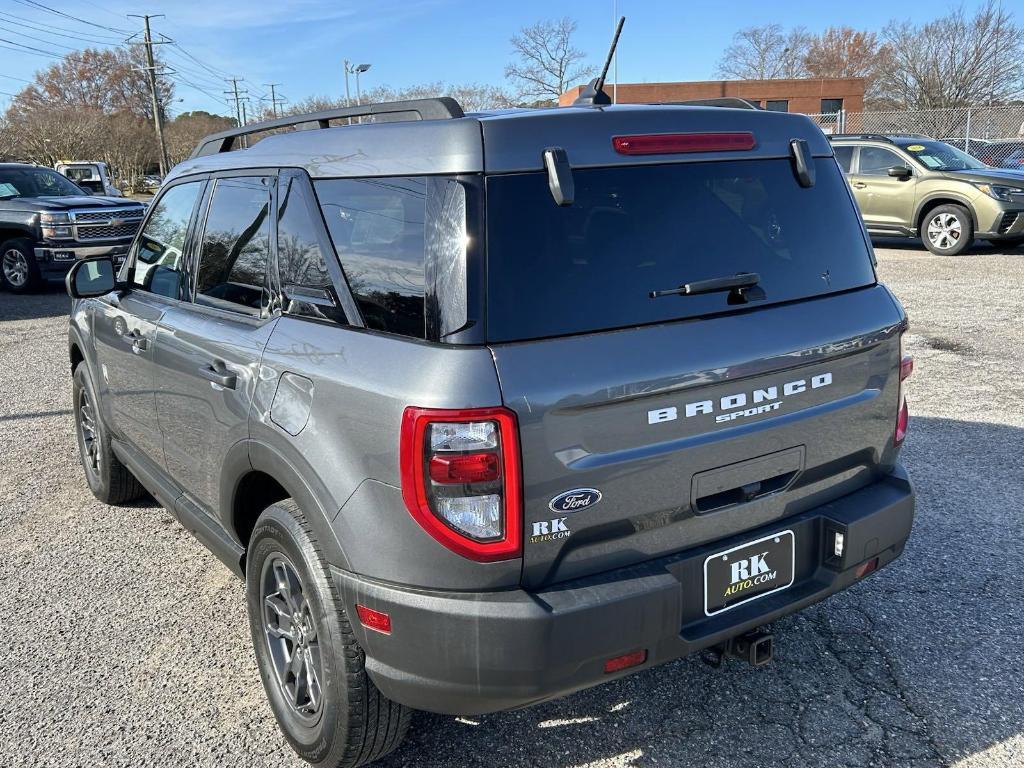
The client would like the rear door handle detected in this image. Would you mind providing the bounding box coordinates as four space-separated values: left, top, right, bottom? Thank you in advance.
852 182 867 189
198 362 237 389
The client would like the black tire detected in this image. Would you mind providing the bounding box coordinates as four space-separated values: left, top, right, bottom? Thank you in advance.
246 499 411 768
72 363 147 504
0 237 42 293
921 204 974 256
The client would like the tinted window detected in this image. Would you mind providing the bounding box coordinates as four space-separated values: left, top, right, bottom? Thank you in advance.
765 100 789 112
486 158 875 342
314 177 426 338
833 145 855 173
132 181 202 299
277 176 346 324
858 146 905 176
0 167 83 198
195 177 271 315
820 98 844 114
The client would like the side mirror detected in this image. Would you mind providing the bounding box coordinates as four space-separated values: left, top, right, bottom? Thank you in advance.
66 257 116 299
887 165 913 178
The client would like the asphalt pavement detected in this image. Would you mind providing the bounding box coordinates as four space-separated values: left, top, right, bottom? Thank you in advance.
0 241 1021 767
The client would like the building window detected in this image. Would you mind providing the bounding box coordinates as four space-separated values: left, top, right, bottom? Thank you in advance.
820 98 844 115
765 100 789 112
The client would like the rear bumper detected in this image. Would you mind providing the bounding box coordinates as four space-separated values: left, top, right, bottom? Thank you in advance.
35 243 130 280
333 465 914 716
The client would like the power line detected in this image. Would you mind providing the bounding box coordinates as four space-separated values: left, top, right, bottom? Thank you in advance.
0 35 62 57
0 10 123 44
168 41 232 80
12 0 131 34
0 23 80 51
0 73 33 84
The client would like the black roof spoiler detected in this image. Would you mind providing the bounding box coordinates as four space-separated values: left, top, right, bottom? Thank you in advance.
189 97 465 158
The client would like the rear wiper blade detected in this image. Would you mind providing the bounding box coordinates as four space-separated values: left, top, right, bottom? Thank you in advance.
649 271 760 299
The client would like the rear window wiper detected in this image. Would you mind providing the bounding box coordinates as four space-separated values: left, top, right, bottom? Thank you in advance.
649 271 760 300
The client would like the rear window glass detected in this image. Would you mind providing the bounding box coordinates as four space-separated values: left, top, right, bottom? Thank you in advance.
485 158 875 342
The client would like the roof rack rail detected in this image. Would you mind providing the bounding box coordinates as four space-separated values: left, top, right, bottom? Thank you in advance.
828 133 933 143
189 97 465 158
669 97 760 110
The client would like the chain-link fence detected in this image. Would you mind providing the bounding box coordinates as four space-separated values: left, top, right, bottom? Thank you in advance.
805 105 1024 167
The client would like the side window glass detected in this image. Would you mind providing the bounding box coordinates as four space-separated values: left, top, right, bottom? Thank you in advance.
859 147 904 177
833 145 854 173
131 181 202 299
314 177 426 338
195 177 271 316
277 176 346 324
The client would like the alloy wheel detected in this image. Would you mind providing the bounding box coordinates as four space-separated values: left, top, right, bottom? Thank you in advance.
2 248 28 288
261 555 324 722
927 213 962 251
78 386 102 478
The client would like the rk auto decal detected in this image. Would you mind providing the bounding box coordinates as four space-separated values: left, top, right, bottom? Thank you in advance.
530 517 571 544
548 488 602 513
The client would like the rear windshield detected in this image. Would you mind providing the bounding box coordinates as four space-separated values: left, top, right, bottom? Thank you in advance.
485 158 875 342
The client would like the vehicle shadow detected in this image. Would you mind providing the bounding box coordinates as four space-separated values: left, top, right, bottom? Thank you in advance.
0 283 70 322
378 416 1024 768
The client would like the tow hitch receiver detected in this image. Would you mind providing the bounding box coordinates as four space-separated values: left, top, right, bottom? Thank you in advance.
701 628 775 669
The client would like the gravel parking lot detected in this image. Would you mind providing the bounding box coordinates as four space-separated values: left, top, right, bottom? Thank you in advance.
1 242 1021 768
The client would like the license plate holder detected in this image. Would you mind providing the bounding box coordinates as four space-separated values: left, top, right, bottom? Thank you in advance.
704 530 795 616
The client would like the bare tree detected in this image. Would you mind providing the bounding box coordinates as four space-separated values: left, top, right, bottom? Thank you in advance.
8 47 173 121
877 1 1024 109
504 18 595 103
716 24 812 80
164 111 235 167
803 27 893 107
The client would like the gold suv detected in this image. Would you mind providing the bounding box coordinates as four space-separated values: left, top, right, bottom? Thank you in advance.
830 134 1024 255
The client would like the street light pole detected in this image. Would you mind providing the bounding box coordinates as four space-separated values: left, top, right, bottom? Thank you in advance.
354 63 371 105
343 59 352 107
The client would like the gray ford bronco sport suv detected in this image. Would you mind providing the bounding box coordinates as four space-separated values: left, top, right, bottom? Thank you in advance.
65 93 915 766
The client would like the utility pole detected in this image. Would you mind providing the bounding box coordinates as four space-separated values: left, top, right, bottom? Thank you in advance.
343 60 351 107
241 97 249 126
263 83 286 118
224 77 247 127
128 14 170 176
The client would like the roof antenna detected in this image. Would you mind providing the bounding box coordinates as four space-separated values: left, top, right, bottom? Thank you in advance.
573 16 625 106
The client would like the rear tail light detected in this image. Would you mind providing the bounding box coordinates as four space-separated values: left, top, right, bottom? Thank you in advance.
400 406 522 561
612 132 755 155
895 336 913 446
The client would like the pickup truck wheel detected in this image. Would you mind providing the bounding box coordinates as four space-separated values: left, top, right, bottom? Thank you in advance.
0 238 41 293
922 205 973 256
247 499 411 768
73 363 146 504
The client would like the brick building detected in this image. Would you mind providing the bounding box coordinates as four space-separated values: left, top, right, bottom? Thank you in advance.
558 77 865 115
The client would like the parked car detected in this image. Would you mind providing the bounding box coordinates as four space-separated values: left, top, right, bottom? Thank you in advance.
55 161 123 197
0 163 145 292
141 174 162 192
974 140 1024 169
66 96 915 767
830 134 1024 255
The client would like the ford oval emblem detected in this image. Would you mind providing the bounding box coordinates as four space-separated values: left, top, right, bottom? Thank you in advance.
549 488 602 513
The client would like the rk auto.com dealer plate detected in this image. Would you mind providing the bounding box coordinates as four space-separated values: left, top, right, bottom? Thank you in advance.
704 530 795 616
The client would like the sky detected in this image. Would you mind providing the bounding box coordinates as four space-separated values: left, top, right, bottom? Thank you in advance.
0 0 988 115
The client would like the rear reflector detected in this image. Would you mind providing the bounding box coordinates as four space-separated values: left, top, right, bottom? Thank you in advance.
604 649 647 674
612 132 756 155
856 557 879 579
356 604 392 634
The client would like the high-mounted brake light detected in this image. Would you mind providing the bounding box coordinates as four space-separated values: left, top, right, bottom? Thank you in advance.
895 336 913 446
400 406 522 562
612 132 756 155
